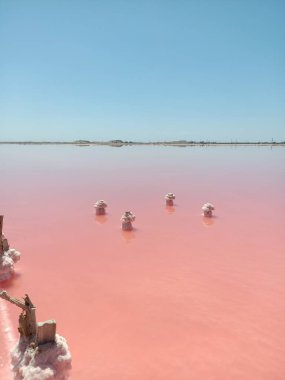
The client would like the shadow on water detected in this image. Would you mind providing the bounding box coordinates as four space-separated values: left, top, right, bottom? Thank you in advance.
0 272 21 290
121 229 136 243
94 214 108 225
165 205 176 214
202 215 217 227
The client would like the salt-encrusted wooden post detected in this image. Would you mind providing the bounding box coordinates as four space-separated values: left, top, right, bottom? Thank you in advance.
0 290 56 346
0 215 3 236
2 290 71 380
0 216 3 255
121 211 136 231
165 193 175 206
0 215 9 252
202 203 215 217
37 320 56 345
94 200 108 215
2 237 9 252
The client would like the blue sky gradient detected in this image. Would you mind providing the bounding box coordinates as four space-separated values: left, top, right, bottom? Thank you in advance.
0 0 284 141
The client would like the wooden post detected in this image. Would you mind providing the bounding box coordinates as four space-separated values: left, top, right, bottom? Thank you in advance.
122 221 133 231
0 215 3 236
0 215 3 255
37 320 56 345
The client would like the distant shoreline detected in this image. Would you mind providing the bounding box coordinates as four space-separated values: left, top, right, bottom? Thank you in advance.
0 140 284 147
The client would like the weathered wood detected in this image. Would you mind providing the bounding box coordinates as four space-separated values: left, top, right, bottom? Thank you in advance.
0 216 10 252
122 221 133 231
37 320 56 345
2 237 9 252
0 291 37 339
96 207 105 215
0 215 3 255
0 290 57 346
0 290 27 310
0 216 3 236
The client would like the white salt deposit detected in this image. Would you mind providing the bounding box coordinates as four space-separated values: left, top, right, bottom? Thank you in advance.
121 211 136 223
165 193 175 201
202 203 215 217
94 200 108 209
11 334 71 380
0 249 21 282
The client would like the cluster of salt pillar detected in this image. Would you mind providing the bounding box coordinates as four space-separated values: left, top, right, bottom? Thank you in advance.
165 195 215 217
94 196 215 232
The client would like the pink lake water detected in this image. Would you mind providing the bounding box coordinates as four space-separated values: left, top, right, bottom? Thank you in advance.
0 145 285 380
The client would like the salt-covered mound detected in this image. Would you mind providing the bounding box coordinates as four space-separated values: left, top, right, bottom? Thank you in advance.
0 249 21 281
202 202 215 217
121 211 136 231
94 200 108 215
11 334 72 380
165 192 175 206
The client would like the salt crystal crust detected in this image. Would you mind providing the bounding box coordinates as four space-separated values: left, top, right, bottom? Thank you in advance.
11 334 72 380
0 249 21 281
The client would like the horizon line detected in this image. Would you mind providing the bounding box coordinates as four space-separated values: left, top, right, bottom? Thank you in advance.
0 140 284 146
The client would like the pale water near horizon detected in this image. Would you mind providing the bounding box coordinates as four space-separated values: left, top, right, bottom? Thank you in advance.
0 145 284 380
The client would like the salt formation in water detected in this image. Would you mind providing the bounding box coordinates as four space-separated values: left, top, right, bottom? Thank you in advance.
11 334 71 380
0 215 21 281
121 211 136 231
202 203 215 217
165 193 175 206
94 200 108 215
0 290 72 380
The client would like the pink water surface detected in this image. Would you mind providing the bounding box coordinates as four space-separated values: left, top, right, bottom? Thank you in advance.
0 145 285 380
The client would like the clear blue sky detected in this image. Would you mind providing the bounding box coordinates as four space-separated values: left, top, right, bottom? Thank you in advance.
0 0 284 141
